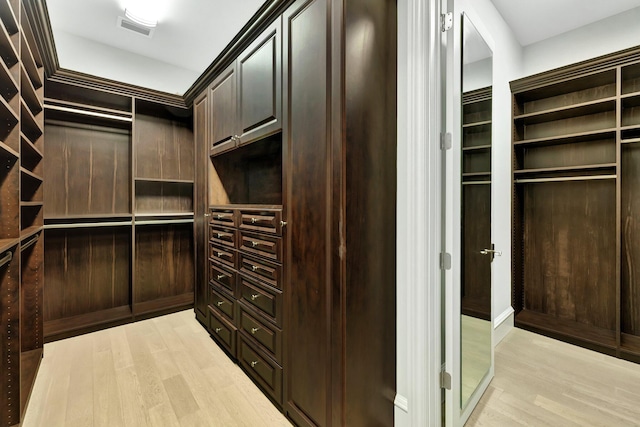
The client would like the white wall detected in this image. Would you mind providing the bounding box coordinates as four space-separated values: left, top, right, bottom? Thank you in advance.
521 6 640 78
54 30 200 95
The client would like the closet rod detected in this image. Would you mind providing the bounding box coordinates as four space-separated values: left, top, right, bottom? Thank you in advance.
44 221 133 230
136 219 194 226
44 104 133 122
462 181 491 185
21 234 39 251
0 251 12 268
515 175 616 184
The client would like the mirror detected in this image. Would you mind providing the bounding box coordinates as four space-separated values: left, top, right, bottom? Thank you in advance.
460 12 493 410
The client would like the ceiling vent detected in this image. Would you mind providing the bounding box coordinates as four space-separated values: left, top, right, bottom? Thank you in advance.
116 16 155 38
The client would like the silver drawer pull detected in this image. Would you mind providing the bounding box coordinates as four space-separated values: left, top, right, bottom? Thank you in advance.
217 233 223 238
251 241 259 247
215 328 221 334
217 214 223 219
204 213 211 217
250 361 259 368
280 220 287 228
217 252 224 257
251 327 260 334
217 274 226 280
251 217 257 224
251 294 260 301
251 265 259 272
216 301 224 307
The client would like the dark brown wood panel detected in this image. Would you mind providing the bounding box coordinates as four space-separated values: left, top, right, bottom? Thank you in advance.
134 224 194 304
43 227 131 322
622 145 640 336
283 0 329 425
238 17 282 145
522 180 616 331
20 234 43 354
0 247 20 426
521 138 615 170
210 64 238 155
134 181 193 213
0 156 19 239
194 93 209 322
134 100 194 181
44 121 131 216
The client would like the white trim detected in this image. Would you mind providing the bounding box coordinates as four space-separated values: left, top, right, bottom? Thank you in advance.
395 0 442 426
394 394 409 413
494 307 515 344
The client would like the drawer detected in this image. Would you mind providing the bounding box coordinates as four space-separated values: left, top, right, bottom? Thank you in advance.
209 307 237 357
238 275 282 326
209 243 236 269
238 336 282 405
209 261 236 295
239 231 282 262
239 304 282 363
209 225 236 248
209 285 236 323
239 208 282 236
238 252 282 290
210 207 236 227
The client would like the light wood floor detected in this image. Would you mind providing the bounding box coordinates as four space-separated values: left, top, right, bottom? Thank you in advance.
22 310 292 427
467 328 640 426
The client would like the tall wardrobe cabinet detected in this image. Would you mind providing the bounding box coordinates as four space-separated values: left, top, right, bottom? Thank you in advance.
193 0 397 425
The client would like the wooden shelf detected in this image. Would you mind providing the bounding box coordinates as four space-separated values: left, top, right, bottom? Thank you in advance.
515 174 616 184
0 86 17 122
20 225 41 240
0 50 17 100
514 97 616 125
516 309 617 351
135 177 195 184
19 33 42 89
135 212 194 218
0 237 18 254
514 163 616 176
20 201 42 207
622 138 640 145
0 0 18 36
462 144 491 152
44 98 132 118
462 172 490 177
0 16 17 66
0 139 18 158
20 166 42 182
462 120 491 128
514 128 616 148
20 63 42 115
45 213 133 221
21 99 43 142
20 132 42 160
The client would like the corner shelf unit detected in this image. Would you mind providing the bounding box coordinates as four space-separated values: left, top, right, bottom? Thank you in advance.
1 0 45 425
42 80 195 341
511 47 640 363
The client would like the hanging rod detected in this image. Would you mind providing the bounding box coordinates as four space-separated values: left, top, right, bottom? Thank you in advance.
136 219 194 226
515 175 616 184
44 104 133 122
21 234 39 251
462 181 492 185
0 251 12 268
44 221 133 230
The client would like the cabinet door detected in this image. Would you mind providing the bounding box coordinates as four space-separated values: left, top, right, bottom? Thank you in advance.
283 0 330 426
193 91 209 323
210 64 238 156
237 17 282 145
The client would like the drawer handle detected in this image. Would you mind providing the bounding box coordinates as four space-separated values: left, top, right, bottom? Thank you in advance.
251 241 259 247
217 274 226 280
216 301 225 307
250 294 260 301
217 214 225 219
250 361 259 368
251 327 260 334
217 252 224 257
251 265 259 272
215 327 221 334
280 220 287 228
251 217 257 224
204 213 211 217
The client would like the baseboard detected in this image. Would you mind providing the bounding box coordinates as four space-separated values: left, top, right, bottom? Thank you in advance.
494 307 514 344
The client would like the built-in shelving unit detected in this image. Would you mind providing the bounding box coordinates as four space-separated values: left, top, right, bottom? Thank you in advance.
511 50 640 363
42 80 195 341
0 0 45 424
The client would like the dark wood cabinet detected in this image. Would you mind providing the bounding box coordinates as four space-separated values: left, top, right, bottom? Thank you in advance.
209 19 282 157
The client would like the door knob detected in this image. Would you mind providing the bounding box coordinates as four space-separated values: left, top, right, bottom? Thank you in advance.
480 249 501 256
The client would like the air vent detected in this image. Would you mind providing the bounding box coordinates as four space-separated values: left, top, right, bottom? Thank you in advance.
116 16 155 38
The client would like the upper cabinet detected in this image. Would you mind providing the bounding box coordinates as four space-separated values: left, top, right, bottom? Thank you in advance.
210 18 282 157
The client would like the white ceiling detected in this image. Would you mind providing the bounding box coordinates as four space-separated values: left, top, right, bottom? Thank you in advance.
47 0 266 94
490 0 640 46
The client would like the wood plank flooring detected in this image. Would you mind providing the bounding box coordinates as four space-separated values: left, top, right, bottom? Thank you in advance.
22 310 292 427
467 328 640 426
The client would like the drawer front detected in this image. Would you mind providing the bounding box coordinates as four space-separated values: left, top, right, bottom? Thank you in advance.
209 225 236 248
238 336 282 405
239 231 282 262
239 209 282 236
209 243 236 269
209 261 236 295
210 207 236 227
238 253 282 289
239 305 282 363
238 276 282 325
209 307 237 357
209 285 236 323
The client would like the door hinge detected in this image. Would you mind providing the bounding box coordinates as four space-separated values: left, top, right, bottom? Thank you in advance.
441 12 453 32
440 132 452 150
440 252 451 270
440 369 452 390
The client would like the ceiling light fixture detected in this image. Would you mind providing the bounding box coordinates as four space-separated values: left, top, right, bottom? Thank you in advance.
124 7 157 28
